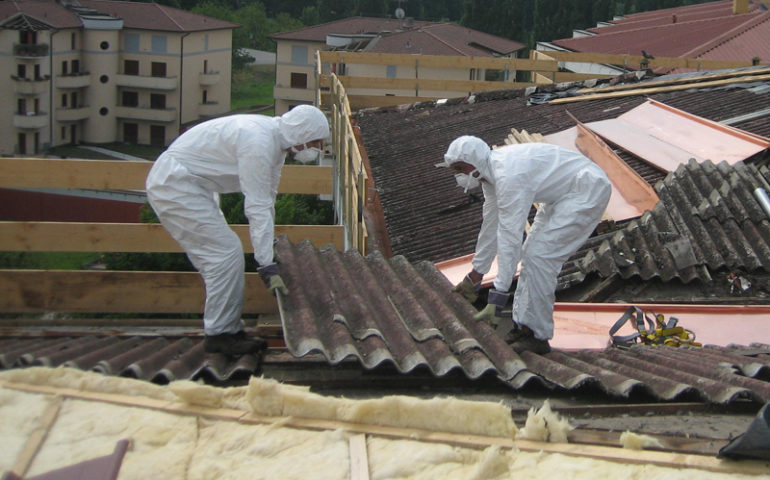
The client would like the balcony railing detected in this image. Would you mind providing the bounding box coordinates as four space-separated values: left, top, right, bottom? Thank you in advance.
13 112 48 129
13 43 49 58
114 74 177 91
115 105 177 122
57 73 91 89
274 85 316 103
199 101 222 117
12 75 49 95
199 71 220 86
57 106 90 122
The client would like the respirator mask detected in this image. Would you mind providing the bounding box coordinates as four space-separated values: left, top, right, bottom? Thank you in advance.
291 144 322 164
454 169 481 193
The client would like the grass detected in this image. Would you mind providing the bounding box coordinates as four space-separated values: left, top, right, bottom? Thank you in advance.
231 64 275 114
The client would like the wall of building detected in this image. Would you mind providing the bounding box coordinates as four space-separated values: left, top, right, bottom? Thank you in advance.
274 40 324 114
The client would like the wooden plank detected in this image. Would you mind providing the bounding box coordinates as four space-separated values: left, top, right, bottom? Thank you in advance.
349 434 370 480
549 73 770 104
0 222 344 252
319 51 558 72
337 75 527 93
540 50 753 70
3 380 768 476
0 270 278 314
11 396 61 477
347 95 438 110
576 66 770 94
0 159 333 195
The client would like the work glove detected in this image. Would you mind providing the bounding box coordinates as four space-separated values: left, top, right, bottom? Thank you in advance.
473 289 510 328
257 263 289 297
452 274 481 303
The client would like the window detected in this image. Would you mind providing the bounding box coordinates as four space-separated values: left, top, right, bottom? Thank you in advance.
150 125 165 147
61 94 67 108
71 60 79 74
34 64 40 79
122 91 138 107
124 123 138 144
18 133 26 155
203 59 208 73
17 64 26 79
100 41 109 50
34 132 39 154
61 61 68 75
71 32 76 49
70 92 77 108
386 65 397 78
150 93 166 110
124 33 139 52
61 126 66 141
124 60 139 75
19 31 36 45
17 98 26 115
151 62 166 78
290 72 307 89
151 35 167 54
291 45 308 65
202 90 208 104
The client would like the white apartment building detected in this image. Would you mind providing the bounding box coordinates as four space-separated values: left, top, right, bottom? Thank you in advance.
0 0 237 156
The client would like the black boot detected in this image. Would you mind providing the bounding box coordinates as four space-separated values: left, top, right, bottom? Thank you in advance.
204 331 267 355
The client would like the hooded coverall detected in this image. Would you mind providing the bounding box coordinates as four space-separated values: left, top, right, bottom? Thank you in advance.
451 139 611 341
145 107 328 336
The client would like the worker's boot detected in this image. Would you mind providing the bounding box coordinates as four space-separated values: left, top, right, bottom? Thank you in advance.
204 331 267 356
506 324 551 355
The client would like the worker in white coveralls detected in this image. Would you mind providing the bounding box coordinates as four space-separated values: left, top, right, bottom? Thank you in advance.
146 105 330 356
439 136 611 354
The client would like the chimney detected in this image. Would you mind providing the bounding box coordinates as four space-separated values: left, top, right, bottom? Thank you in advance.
733 0 749 14
672 14 677 23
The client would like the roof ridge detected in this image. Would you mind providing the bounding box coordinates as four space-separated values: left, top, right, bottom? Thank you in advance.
421 27 466 56
684 10 770 59
154 3 184 31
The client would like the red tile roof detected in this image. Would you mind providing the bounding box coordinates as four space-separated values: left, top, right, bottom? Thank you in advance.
272 16 524 56
551 0 769 64
0 0 237 32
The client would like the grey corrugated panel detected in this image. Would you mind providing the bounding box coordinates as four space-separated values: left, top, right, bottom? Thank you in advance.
275 237 529 383
62 336 146 371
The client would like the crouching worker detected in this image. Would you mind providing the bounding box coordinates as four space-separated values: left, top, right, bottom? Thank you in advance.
146 105 330 356
438 136 611 354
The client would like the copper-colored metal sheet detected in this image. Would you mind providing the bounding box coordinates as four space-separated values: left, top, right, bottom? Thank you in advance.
434 254 502 289
586 100 770 171
552 302 770 351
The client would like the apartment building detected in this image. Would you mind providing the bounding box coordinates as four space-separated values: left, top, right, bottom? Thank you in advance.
0 0 237 156
270 17 525 115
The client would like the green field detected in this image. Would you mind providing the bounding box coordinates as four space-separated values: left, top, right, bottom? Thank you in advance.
231 64 275 115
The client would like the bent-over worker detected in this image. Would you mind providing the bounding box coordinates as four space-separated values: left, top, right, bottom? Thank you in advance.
439 136 611 354
146 105 330 356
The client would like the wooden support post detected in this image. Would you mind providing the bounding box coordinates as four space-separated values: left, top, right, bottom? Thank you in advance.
11 396 62 477
349 434 370 480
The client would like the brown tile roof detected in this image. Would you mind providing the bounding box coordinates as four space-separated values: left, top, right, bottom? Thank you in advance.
0 0 237 32
550 0 770 66
271 16 524 56
0 0 81 29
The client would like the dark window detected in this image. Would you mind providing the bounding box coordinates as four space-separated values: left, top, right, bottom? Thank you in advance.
151 62 166 77
100 41 109 50
70 92 77 108
71 60 79 74
18 133 26 155
62 61 68 75
34 64 40 79
150 94 166 110
150 125 165 147
100 75 109 83
61 126 66 140
61 94 67 107
202 90 208 104
17 64 26 79
19 31 36 45
124 60 139 75
34 132 39 154
71 32 76 49
17 98 26 115
203 59 208 73
99 107 109 116
122 91 138 107
290 72 307 89
124 123 138 144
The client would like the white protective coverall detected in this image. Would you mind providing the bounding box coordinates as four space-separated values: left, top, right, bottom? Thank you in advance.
446 136 611 341
145 106 329 336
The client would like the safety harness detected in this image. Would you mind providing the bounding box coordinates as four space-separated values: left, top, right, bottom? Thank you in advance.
610 306 702 348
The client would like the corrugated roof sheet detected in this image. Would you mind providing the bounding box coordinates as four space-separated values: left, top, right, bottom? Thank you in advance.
354 70 770 275
273 235 770 405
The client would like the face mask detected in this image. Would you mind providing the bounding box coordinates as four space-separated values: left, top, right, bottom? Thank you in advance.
454 169 480 193
291 145 322 164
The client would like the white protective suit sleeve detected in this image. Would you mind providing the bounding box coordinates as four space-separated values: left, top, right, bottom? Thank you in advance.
491 173 536 293
236 129 283 267
471 181 499 275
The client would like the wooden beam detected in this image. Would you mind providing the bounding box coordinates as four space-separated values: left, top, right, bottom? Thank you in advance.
575 66 770 94
549 73 770 104
540 50 754 70
319 51 558 72
2 379 768 477
0 222 344 252
0 270 278 314
335 75 529 93
11 396 61 477
349 434 370 480
0 159 333 195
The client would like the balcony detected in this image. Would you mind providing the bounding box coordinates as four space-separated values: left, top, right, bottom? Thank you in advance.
115 105 177 122
114 73 177 91
13 112 47 129
57 106 90 122
13 43 49 58
199 101 222 117
199 71 220 86
12 75 49 95
274 85 316 103
57 73 91 89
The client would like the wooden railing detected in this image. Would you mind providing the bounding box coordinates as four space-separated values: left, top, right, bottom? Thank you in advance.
324 74 369 255
0 158 342 317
